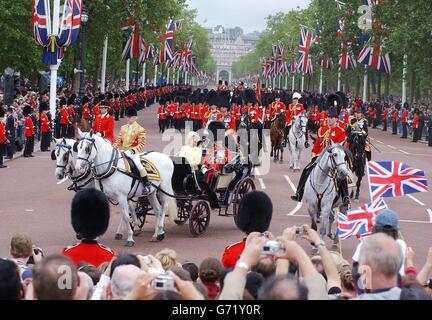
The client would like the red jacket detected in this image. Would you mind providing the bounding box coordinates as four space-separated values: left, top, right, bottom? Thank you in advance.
40 113 50 133
222 113 236 131
392 110 398 122
25 117 35 137
248 106 262 123
167 104 177 117
287 103 305 125
67 106 75 118
221 239 246 269
383 109 389 120
412 114 419 129
270 101 286 118
92 113 114 144
82 104 91 120
401 110 409 124
0 122 6 143
62 240 114 268
92 104 100 118
59 107 69 125
312 125 346 157
157 106 167 120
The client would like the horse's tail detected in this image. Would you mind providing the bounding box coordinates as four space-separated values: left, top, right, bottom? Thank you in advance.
165 182 178 222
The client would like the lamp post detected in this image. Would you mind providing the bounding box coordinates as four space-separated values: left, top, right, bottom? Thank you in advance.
78 6 89 97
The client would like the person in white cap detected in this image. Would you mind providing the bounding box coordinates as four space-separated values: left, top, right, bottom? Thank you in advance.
285 92 307 147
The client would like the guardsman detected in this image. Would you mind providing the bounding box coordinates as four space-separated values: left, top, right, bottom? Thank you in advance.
200 98 209 128
23 105 35 157
216 80 223 91
192 97 201 132
166 98 176 129
173 97 183 132
221 191 272 269
231 98 242 130
92 100 114 144
427 111 432 147
62 189 114 267
382 104 389 131
114 93 121 120
0 107 8 168
412 109 420 143
391 105 399 135
285 92 305 143
59 97 69 138
401 103 409 138
203 90 223 128
291 107 347 204
67 96 76 138
308 102 320 134
113 107 151 194
157 98 167 133
39 102 51 152
346 106 371 161
269 95 286 120
92 96 101 119
220 100 236 132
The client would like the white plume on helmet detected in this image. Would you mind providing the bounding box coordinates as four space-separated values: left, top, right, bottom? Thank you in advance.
292 92 302 100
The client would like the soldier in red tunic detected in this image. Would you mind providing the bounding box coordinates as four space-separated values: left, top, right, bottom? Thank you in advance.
382 103 389 132
401 103 409 138
92 100 115 144
39 102 51 152
157 98 167 133
391 104 399 135
59 97 70 138
285 92 305 145
221 191 272 269
23 105 35 157
412 109 420 143
0 107 8 168
62 188 114 267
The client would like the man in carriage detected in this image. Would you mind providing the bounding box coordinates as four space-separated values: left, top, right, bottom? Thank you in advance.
290 105 350 208
113 107 151 195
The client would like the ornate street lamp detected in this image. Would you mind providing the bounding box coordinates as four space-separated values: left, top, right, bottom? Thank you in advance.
79 5 89 97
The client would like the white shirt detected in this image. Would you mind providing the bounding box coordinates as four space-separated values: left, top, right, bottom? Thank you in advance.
352 238 407 276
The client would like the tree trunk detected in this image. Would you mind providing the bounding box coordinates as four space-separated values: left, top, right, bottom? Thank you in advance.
371 70 377 99
409 70 416 105
384 73 390 100
71 46 81 94
367 69 371 101
92 53 101 95
355 75 360 97
377 71 381 99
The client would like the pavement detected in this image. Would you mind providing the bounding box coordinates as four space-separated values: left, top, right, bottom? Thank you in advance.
1 106 431 267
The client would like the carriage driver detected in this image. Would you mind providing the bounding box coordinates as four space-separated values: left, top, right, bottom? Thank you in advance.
346 106 371 161
290 107 350 207
113 107 151 195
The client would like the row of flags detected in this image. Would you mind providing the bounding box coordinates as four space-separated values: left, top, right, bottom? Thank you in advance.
32 0 83 65
337 161 428 240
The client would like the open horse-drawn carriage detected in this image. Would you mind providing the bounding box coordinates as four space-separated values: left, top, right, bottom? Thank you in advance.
133 153 256 237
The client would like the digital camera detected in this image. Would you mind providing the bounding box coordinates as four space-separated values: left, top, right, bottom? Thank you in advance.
262 240 281 255
152 274 175 291
296 226 306 236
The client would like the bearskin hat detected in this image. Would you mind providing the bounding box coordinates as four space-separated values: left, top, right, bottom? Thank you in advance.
244 89 256 104
159 98 166 106
234 191 273 233
328 107 339 118
107 93 113 100
219 91 231 109
335 91 348 107
39 102 49 112
207 121 226 142
67 96 75 106
99 94 106 102
207 89 219 106
218 80 223 85
23 105 33 117
125 107 137 117
327 94 343 114
0 107 5 118
60 97 67 107
100 100 109 107
71 188 110 239
82 96 89 104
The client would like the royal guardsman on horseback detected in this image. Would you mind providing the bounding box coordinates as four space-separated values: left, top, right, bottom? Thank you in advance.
291 96 350 208
346 106 371 161
113 107 151 195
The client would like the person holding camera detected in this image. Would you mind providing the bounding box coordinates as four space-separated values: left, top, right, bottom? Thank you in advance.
221 191 273 269
9 234 43 278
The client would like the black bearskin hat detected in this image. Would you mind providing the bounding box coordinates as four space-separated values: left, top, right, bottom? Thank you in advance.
207 121 226 141
114 93 119 99
159 98 166 106
0 107 5 118
328 107 339 118
67 95 75 106
100 100 109 107
99 94 106 102
82 96 89 104
39 102 49 112
218 80 223 85
327 94 343 114
60 97 67 107
125 107 137 117
335 91 348 108
71 188 110 239
107 93 113 100
23 105 33 117
235 191 273 233
207 90 219 106
244 89 257 104
219 91 231 109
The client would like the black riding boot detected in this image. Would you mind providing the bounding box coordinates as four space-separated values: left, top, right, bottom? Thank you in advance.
338 179 350 209
291 159 316 202
140 175 152 195
284 125 291 147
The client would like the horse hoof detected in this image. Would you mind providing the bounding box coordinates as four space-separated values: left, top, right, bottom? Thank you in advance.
157 233 165 241
124 240 135 247
114 233 123 240
133 229 143 237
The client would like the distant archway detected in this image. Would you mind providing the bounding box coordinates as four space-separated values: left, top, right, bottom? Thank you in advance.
218 70 230 82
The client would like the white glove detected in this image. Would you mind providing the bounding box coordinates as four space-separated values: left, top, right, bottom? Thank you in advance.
125 150 135 158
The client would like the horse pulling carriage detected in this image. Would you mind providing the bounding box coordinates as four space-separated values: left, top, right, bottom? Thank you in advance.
133 153 256 237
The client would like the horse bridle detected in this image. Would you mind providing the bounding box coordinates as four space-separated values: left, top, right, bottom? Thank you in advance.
55 144 72 170
317 147 347 179
77 137 97 165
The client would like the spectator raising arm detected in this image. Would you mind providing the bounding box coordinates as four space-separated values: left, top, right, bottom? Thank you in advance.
417 248 432 286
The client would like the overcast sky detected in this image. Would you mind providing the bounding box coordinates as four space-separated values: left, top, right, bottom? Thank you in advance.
186 0 311 33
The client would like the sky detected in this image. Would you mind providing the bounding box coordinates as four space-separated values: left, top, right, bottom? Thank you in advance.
186 0 311 34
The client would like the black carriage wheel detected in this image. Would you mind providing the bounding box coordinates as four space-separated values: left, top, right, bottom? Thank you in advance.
189 201 210 237
232 178 256 216
175 203 190 225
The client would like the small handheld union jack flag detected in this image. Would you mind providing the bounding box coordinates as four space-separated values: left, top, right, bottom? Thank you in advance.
367 161 428 199
337 198 388 240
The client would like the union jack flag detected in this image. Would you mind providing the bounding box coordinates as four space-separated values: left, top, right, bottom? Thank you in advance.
173 20 183 31
160 19 175 63
367 161 429 199
121 32 145 62
276 43 284 76
339 42 357 70
153 48 160 66
337 19 345 39
365 0 382 7
297 26 313 75
139 43 155 64
337 198 388 240
358 39 392 74
32 0 51 46
57 0 82 47
279 60 290 76
321 56 334 70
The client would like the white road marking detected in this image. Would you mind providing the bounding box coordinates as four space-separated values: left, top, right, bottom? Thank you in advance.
258 178 266 190
376 140 384 144
398 149 409 155
254 167 261 176
427 209 432 223
407 194 425 206
284 175 303 215
387 145 397 149
25 209 34 212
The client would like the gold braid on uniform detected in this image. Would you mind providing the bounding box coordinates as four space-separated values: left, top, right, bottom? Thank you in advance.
318 127 331 148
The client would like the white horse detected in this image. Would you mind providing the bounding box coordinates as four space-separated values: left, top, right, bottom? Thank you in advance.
288 113 308 171
303 142 351 241
74 130 177 247
53 138 96 191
